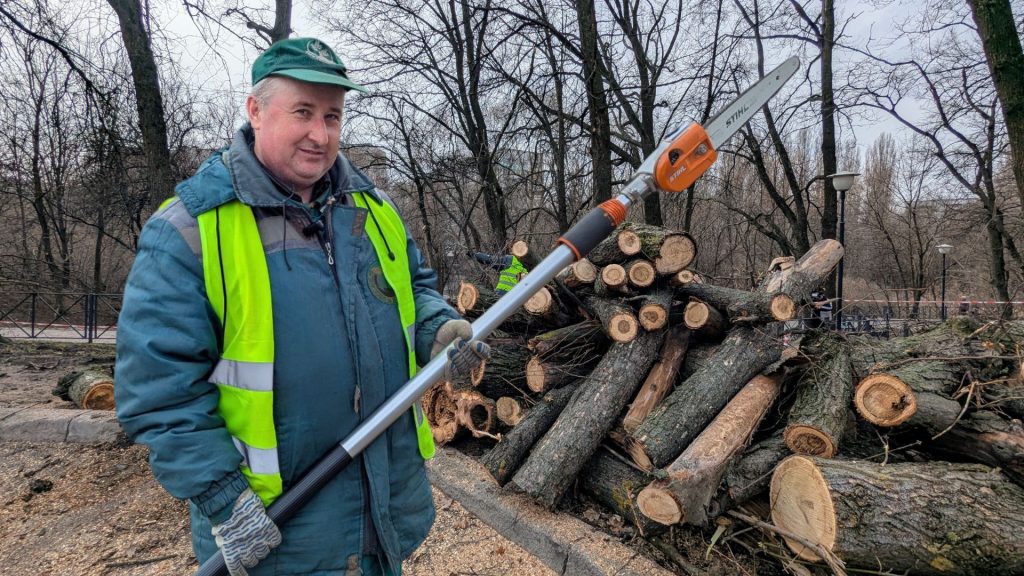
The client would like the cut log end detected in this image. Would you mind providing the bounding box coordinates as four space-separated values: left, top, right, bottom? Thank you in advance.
639 304 668 331
617 230 642 255
608 313 639 343
455 391 495 438
636 483 683 525
601 264 628 289
770 293 797 321
627 261 656 288
525 356 547 393
496 397 524 426
683 301 711 329
769 455 836 562
854 374 917 427
457 282 479 315
80 382 115 410
783 425 838 458
670 269 702 285
654 234 697 274
524 287 553 315
570 259 597 284
510 240 530 259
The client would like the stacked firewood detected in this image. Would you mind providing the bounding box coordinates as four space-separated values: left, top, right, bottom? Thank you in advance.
433 222 1024 575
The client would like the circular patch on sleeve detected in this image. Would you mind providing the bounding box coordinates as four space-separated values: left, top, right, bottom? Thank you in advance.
368 266 397 303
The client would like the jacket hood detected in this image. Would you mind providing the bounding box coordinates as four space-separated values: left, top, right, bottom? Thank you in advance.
175 124 380 217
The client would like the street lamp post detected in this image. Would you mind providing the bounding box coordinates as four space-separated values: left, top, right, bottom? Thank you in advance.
827 171 859 330
937 243 953 321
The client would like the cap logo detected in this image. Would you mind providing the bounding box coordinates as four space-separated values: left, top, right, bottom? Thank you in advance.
306 40 336 65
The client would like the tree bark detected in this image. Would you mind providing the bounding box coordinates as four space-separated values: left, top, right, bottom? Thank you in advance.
967 0 1024 214
622 326 690 433
527 320 606 358
616 222 697 275
637 373 781 526
481 384 579 486
628 326 787 470
557 258 597 287
574 0 613 205
454 389 495 439
509 330 665 509
771 456 1024 574
475 338 533 400
709 434 790 516
674 283 796 323
761 239 844 302
423 381 459 445
784 342 853 457
587 227 641 266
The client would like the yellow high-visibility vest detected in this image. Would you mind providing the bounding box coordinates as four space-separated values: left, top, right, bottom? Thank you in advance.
190 193 434 506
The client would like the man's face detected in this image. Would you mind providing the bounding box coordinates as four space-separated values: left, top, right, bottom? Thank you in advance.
247 77 347 198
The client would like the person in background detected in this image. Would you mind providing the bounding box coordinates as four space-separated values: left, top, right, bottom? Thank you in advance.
115 37 489 576
958 294 971 316
468 249 527 293
808 287 833 329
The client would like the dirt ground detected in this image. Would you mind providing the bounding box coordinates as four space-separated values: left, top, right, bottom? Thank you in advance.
0 340 555 576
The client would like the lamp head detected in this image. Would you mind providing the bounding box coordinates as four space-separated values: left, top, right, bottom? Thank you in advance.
936 244 953 255
827 171 860 192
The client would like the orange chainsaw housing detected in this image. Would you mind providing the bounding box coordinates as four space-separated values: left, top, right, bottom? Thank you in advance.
653 123 717 193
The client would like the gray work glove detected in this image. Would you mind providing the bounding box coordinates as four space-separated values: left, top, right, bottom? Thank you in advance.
431 319 491 383
211 488 282 576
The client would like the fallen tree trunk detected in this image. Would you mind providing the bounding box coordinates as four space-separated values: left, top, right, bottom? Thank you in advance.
475 338 533 400
628 326 787 470
523 286 579 327
620 222 697 274
784 342 853 457
579 450 666 537
637 373 781 526
55 369 115 410
771 456 1024 575
708 433 790 516
622 326 690 434
920 410 1024 487
587 227 642 266
509 330 666 509
527 320 606 358
853 360 965 428
481 383 580 486
761 239 844 302
525 355 600 394
674 283 796 323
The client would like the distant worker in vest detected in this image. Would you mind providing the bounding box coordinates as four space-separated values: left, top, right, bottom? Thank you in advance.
467 249 527 293
114 38 490 576
808 287 834 329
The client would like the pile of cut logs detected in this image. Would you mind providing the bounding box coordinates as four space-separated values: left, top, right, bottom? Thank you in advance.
432 222 1024 575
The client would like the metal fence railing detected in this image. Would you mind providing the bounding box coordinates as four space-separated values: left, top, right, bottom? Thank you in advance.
0 292 122 342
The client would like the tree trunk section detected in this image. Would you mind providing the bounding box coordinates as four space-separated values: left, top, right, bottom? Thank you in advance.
771 456 1024 574
709 434 790 516
622 326 690 433
527 319 606 358
55 369 115 410
617 222 697 274
557 258 597 288
625 259 656 289
674 283 796 323
637 289 672 331
683 300 729 342
510 239 541 270
637 373 781 526
584 296 639 343
921 410 1024 487
669 269 703 286
629 326 787 470
784 342 853 457
761 239 844 302
579 450 666 537
495 397 524 427
481 383 579 485
454 390 495 439
509 330 665 509
853 360 965 428
423 381 459 445
587 227 641 266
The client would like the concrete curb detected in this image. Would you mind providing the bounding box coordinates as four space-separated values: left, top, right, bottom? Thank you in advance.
427 448 674 576
0 406 126 444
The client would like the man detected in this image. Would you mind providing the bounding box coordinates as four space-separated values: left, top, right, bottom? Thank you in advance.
808 287 833 329
468 250 527 293
115 38 489 576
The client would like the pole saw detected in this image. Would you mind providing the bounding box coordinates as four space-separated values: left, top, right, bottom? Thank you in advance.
197 55 800 576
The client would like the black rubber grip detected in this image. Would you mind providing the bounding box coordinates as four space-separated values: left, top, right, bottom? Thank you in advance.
558 207 618 259
195 446 354 576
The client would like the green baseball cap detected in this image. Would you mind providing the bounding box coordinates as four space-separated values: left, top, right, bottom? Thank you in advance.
252 37 368 93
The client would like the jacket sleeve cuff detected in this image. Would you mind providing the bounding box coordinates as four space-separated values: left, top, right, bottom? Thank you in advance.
190 470 249 524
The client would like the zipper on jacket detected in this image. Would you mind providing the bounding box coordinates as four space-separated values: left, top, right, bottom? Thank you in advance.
316 197 340 283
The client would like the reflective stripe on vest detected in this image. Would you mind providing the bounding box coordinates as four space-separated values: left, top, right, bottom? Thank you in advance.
495 256 527 293
194 194 436 505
